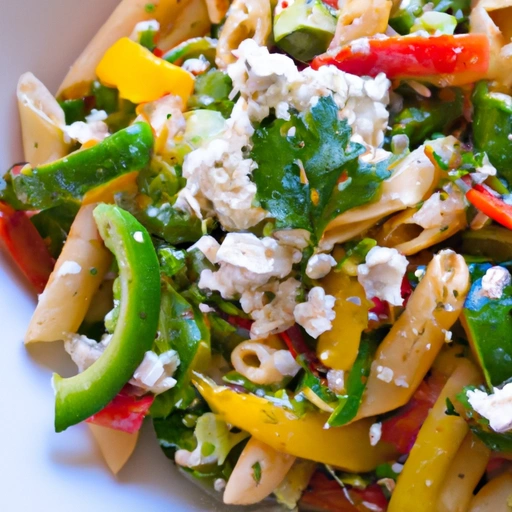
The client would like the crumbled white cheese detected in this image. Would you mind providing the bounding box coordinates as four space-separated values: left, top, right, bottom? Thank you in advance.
85 109 108 123
188 235 220 264
199 233 301 299
133 231 144 243
176 98 266 230
273 349 301 377
199 303 215 313
250 278 302 339
481 266 511 300
443 329 453 343
369 422 382 446
411 186 465 230
425 480 432 487
57 260 82 277
471 154 497 184
467 383 512 433
305 254 337 280
349 37 370 55
64 334 110 373
63 120 109 144
293 286 336 338
394 377 409 388
376 365 394 383
228 39 390 148
272 229 311 250
131 350 180 395
327 369 345 395
357 247 408 306
182 57 210 75
391 463 404 474
214 478 226 492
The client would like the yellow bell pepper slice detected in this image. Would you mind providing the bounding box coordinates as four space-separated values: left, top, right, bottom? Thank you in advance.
317 272 371 371
192 373 397 472
388 359 481 512
96 38 194 104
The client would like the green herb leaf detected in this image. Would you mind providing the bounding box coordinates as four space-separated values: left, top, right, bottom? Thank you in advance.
187 69 235 118
251 96 390 241
252 461 262 485
445 397 461 416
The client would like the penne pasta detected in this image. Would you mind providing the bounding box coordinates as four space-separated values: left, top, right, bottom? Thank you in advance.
204 0 230 24
58 0 189 97
437 433 491 512
25 204 112 343
330 0 393 49
357 250 470 419
17 72 70 166
388 360 482 512
223 437 296 505
215 0 272 68
156 0 211 52
88 423 139 475
469 472 512 512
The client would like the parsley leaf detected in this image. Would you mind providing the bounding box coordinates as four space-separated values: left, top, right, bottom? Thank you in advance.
251 96 390 242
252 461 262 485
445 397 461 417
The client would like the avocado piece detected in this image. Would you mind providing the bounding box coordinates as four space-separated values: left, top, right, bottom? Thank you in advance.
274 0 337 62
461 264 512 388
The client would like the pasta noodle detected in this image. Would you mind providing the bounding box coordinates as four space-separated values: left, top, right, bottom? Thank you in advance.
17 73 70 166
388 360 481 512
437 433 491 512
215 0 272 68
330 0 392 49
357 250 470 418
87 424 139 475
204 0 230 24
223 437 296 505
469 472 512 512
25 204 112 344
231 340 299 385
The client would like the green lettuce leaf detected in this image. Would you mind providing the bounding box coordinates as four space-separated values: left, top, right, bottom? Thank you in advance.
251 96 390 241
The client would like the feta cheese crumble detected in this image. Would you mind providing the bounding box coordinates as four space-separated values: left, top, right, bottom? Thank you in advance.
133 231 144 243
357 247 408 306
305 253 337 279
467 383 512 433
369 422 382 446
376 365 394 383
57 260 82 277
293 286 336 338
481 266 511 300
327 369 345 395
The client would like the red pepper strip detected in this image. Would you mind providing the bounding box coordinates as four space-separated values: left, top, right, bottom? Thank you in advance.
380 372 445 454
311 34 489 79
466 184 512 230
86 390 154 434
400 276 413 306
227 315 253 332
280 325 327 374
0 202 54 293
321 0 339 8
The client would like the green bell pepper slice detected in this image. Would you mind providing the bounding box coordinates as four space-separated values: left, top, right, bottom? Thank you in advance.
52 204 160 432
462 225 512 262
461 264 512 388
1 122 153 210
472 81 512 185
163 36 217 65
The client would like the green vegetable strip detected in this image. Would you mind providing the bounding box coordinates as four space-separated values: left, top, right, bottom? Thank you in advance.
3 122 153 210
52 204 160 432
327 332 380 427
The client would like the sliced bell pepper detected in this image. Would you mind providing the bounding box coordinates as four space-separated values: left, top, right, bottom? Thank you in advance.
388 360 481 512
192 373 397 472
52 204 160 432
312 34 489 83
465 184 512 231
96 37 194 105
317 272 371 371
0 201 54 293
2 122 153 211
86 389 154 434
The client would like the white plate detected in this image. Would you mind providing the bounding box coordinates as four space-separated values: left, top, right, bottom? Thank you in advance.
0 3 261 511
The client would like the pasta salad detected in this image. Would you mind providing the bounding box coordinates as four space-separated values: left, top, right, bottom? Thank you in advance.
3 0 512 510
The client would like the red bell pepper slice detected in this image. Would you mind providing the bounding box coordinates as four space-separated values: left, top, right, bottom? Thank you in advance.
466 184 512 231
311 34 489 80
380 372 445 454
86 388 154 434
0 201 54 293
